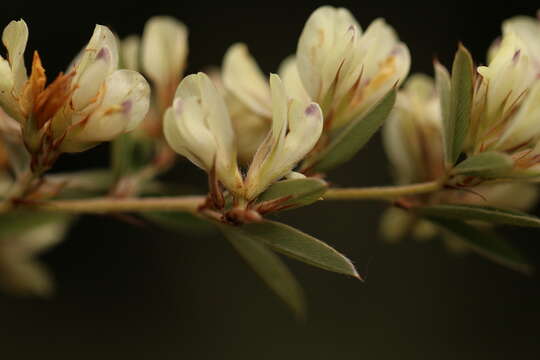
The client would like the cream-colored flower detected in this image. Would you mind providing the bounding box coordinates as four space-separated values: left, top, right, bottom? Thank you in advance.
0 20 31 123
53 25 150 153
163 72 243 194
244 74 323 199
141 16 188 110
0 20 150 156
297 6 410 130
466 28 540 175
164 72 323 202
500 14 540 68
383 74 445 184
380 73 538 244
222 43 272 164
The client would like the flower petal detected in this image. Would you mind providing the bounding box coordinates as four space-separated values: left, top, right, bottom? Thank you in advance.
297 6 360 101
59 70 150 152
246 74 323 199
2 20 28 96
223 43 272 117
167 73 242 193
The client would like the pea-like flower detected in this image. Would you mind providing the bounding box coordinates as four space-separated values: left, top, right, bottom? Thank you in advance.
0 20 150 166
464 23 540 176
296 6 410 130
381 74 537 244
163 72 323 207
383 74 445 185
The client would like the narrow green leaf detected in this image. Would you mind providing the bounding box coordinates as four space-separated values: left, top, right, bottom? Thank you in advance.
233 221 360 278
419 204 540 228
446 45 474 164
426 217 532 274
220 224 306 317
452 151 514 178
311 89 396 173
141 212 216 236
257 178 327 210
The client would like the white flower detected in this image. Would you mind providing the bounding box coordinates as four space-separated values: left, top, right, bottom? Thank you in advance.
163 72 243 194
297 6 410 129
0 20 31 123
222 43 272 163
500 14 540 68
141 16 188 109
164 72 323 202
53 25 150 152
244 74 323 199
383 74 444 184
0 20 151 155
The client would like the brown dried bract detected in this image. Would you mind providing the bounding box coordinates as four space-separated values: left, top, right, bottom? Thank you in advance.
32 68 76 129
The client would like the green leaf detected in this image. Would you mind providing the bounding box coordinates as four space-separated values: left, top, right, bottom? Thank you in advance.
111 133 154 179
311 89 396 173
452 151 514 178
419 204 540 228
426 217 532 274
141 211 216 236
231 220 360 278
256 178 327 210
220 224 306 317
445 45 474 164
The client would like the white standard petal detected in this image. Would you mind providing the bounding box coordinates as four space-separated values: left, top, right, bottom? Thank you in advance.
141 16 188 88
70 46 115 111
169 73 242 193
502 15 540 67
277 56 310 103
223 43 272 117
59 70 150 152
477 32 536 127
164 97 218 171
71 25 119 85
2 20 28 96
245 74 323 199
296 6 360 101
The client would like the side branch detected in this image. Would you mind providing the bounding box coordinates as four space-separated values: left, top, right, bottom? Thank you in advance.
323 181 443 200
23 196 206 214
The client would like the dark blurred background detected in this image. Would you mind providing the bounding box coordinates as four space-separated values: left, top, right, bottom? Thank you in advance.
2 1 540 359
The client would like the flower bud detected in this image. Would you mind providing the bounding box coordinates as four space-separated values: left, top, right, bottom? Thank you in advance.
142 16 188 109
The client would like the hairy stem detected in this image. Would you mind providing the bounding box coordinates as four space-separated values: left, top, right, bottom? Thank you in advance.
23 196 206 214
323 180 443 200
